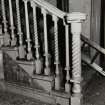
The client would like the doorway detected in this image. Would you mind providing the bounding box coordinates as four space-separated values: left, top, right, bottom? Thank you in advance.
57 0 69 12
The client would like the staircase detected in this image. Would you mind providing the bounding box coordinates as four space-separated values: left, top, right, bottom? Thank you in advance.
0 0 88 105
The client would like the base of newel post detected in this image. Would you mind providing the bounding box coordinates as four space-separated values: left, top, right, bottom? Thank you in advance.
35 58 43 74
71 94 83 105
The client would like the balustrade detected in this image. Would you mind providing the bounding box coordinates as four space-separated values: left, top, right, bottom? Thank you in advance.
0 0 86 100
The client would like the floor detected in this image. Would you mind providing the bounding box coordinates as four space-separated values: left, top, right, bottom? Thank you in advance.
83 72 105 105
0 90 52 105
0 68 105 105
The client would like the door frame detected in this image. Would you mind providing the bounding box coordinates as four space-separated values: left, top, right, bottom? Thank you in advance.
90 0 101 44
57 0 69 12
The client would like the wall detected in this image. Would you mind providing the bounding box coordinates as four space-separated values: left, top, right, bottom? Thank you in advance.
45 0 101 42
69 0 92 39
69 0 101 43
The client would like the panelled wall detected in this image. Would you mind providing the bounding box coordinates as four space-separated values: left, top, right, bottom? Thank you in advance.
47 0 101 44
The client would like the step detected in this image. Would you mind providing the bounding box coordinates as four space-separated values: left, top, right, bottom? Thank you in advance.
32 74 54 92
3 49 55 92
2 47 34 76
0 81 71 105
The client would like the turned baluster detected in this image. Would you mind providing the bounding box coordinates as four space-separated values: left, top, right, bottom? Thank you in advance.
52 15 62 90
1 0 10 46
16 0 26 59
64 24 71 93
67 13 86 97
23 0 32 60
41 8 51 75
8 0 17 46
31 1 43 74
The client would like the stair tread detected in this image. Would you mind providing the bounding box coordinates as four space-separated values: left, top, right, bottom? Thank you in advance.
51 90 70 98
1 46 17 51
0 88 53 105
16 60 35 65
32 74 54 82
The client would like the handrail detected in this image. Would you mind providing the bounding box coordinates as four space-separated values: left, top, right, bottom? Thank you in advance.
30 0 66 19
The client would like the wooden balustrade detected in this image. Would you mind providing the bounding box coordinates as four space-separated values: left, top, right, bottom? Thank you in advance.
0 0 86 98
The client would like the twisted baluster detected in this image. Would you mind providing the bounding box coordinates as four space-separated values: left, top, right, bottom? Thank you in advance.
52 15 62 90
16 0 26 59
31 1 43 74
23 0 32 60
41 8 51 75
64 24 71 93
1 0 10 46
8 0 17 46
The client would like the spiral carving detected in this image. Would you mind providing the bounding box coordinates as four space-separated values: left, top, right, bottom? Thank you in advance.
24 0 32 60
1 0 8 33
72 35 81 80
16 0 23 45
53 17 59 64
72 34 81 94
32 4 40 59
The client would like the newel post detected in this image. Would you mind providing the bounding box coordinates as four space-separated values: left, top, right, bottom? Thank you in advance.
67 12 86 105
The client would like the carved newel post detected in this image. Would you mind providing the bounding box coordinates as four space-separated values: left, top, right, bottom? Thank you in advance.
67 12 86 105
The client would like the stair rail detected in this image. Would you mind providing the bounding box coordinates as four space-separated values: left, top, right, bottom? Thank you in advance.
0 0 86 102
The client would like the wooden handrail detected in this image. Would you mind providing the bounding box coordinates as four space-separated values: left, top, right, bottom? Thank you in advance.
81 35 105 55
30 0 66 19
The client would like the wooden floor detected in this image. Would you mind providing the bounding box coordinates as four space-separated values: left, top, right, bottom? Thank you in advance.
83 72 105 105
0 90 52 105
0 66 105 105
